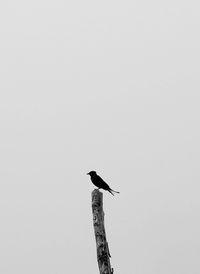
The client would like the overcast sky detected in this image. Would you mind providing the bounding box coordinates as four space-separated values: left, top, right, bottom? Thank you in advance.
0 1 200 273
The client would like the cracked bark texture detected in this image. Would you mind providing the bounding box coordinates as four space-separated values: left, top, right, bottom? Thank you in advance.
92 189 113 274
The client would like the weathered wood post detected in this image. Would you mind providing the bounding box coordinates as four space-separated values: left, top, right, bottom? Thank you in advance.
91 189 113 274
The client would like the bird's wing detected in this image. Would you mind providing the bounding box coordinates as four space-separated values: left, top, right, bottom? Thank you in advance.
96 175 110 190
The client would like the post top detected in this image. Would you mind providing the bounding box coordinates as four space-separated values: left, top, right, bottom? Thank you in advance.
92 189 103 207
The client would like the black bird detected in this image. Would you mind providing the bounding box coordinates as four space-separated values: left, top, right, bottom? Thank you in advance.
87 171 120 196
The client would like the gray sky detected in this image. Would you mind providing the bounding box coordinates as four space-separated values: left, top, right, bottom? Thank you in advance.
0 1 200 273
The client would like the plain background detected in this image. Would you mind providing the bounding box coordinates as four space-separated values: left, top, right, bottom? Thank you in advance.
0 1 200 273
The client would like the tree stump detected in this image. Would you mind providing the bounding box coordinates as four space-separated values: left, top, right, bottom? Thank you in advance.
91 189 113 274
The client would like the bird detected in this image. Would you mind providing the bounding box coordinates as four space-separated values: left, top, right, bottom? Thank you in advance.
87 171 120 196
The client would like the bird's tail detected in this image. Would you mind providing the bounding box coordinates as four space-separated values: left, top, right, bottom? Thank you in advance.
109 188 120 195
108 190 115 196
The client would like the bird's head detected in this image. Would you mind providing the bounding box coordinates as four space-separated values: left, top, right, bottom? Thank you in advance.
87 171 97 176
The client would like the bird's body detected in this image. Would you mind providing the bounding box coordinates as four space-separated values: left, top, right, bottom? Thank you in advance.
87 171 120 196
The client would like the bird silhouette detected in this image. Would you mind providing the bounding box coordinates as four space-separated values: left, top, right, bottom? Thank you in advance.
87 171 120 196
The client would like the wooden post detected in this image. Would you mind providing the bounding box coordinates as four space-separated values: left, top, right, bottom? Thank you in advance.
91 189 113 274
